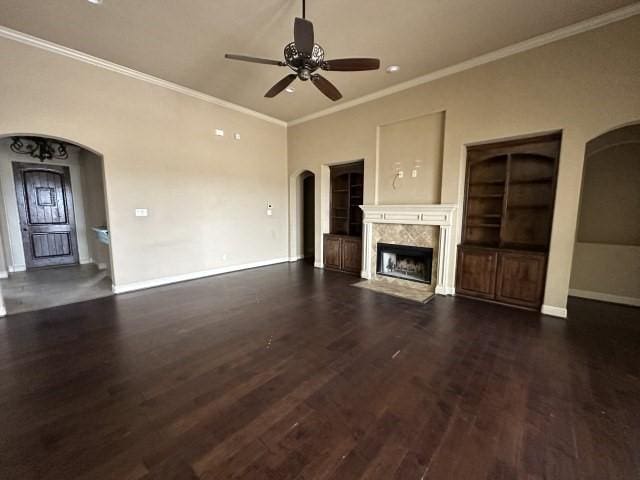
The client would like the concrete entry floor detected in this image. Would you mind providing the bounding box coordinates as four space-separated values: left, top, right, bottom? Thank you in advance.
0 264 112 315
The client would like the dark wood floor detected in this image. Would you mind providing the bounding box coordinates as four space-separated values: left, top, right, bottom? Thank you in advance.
0 262 638 480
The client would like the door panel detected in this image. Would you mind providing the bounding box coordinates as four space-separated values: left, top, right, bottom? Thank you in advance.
456 247 498 299
341 237 362 274
495 252 546 308
323 234 341 270
13 162 79 269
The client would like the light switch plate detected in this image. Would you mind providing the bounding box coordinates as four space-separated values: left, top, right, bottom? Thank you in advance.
135 208 148 217
215 129 224 136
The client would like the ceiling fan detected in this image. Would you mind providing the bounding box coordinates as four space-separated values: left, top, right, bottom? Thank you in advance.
224 0 380 101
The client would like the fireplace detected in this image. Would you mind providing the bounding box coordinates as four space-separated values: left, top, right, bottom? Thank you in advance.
376 243 433 284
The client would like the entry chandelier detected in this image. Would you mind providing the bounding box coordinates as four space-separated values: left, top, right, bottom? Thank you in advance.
10 136 69 162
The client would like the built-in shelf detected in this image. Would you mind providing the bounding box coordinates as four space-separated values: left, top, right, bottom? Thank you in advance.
467 223 501 228
508 204 550 209
330 161 364 237
458 134 561 310
469 179 505 186
469 194 504 199
510 177 554 185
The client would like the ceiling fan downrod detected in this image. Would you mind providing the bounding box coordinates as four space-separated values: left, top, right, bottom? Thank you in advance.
302 0 306 20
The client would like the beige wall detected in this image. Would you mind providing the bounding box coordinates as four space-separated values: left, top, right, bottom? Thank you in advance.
0 38 288 288
577 143 640 245
378 112 444 205
288 15 640 312
570 243 640 302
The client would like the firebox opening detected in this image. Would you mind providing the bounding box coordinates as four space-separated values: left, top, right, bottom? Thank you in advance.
376 243 433 284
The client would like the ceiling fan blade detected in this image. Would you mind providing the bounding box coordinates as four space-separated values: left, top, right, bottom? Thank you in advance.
265 74 297 98
225 54 285 66
322 58 381 71
311 74 342 101
294 17 314 56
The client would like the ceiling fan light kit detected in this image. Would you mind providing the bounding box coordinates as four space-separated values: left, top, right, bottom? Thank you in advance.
224 0 380 101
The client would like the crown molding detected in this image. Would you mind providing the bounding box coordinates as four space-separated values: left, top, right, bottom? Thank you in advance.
0 25 287 127
1 3 638 129
288 3 640 126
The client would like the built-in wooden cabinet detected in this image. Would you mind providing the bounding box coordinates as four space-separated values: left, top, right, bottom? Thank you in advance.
324 234 362 274
324 161 364 275
495 251 546 307
456 134 561 310
456 247 498 299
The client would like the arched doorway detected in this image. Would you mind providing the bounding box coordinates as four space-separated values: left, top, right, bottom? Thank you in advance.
569 123 640 307
0 134 113 315
302 171 315 262
290 170 316 264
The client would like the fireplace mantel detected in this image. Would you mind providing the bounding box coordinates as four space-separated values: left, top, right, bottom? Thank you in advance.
359 204 457 295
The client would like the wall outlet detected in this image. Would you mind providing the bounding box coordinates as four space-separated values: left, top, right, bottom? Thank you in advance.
397 170 404 179
215 129 224 136
412 169 418 178
233 133 241 140
267 209 273 216
135 208 148 217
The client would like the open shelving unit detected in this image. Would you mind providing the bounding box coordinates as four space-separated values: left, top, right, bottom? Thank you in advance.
330 163 363 237
456 134 561 309
324 161 364 275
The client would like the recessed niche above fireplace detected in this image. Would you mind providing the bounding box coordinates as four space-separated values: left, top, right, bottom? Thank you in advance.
376 243 433 284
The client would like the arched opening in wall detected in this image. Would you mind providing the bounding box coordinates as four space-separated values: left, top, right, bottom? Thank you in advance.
569 123 640 309
0 134 113 315
299 171 315 263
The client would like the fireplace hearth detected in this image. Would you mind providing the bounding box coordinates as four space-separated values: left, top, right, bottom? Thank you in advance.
376 243 433 284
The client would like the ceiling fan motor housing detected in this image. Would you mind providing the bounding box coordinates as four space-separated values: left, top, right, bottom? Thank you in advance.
284 42 324 80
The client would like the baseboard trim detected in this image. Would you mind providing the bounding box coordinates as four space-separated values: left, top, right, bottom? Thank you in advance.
569 288 640 307
0 270 8 279
288 255 305 262
435 285 455 296
0 305 6 317
541 304 568 318
314 261 323 269
112 257 290 294
95 262 108 271
80 258 93 265
8 265 26 273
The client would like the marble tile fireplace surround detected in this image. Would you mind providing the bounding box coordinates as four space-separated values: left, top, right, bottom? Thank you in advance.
359 205 457 296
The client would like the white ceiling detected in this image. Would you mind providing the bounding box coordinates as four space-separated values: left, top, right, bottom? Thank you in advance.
0 0 636 121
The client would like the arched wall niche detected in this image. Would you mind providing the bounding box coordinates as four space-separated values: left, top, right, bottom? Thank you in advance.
569 121 640 306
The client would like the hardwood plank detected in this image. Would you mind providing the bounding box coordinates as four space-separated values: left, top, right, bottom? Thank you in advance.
0 263 638 479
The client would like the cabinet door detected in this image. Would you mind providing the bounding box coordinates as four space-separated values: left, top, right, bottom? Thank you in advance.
323 235 342 270
341 237 362 274
456 247 498 299
495 252 546 308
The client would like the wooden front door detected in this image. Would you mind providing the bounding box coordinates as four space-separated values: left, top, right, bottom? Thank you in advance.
13 162 79 269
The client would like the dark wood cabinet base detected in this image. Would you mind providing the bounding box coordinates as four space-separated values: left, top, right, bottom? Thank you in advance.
323 233 362 275
456 245 547 310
